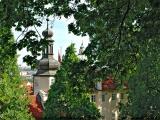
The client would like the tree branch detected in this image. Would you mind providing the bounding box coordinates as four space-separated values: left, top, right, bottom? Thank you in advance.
34 25 42 39
16 28 28 43
118 0 131 48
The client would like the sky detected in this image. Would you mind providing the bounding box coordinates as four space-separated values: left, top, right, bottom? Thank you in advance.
15 17 89 66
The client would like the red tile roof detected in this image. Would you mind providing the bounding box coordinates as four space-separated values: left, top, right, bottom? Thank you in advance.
102 78 116 90
25 82 43 120
102 79 116 90
102 76 128 90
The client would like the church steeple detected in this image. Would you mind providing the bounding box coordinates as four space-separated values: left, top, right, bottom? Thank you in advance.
42 19 54 58
79 42 84 55
78 41 87 61
33 19 60 95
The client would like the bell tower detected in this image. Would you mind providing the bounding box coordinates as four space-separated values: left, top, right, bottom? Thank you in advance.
33 19 60 95
78 41 86 60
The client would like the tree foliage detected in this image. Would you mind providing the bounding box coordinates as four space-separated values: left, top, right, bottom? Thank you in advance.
0 27 34 120
127 41 160 119
44 43 101 120
40 0 160 119
40 0 160 80
0 0 160 119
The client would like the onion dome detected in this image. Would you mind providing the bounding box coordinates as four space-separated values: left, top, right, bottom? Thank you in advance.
42 29 53 38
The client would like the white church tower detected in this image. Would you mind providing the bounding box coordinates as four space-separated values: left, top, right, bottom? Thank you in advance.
33 20 60 95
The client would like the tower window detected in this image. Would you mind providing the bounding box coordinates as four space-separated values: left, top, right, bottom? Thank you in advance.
112 93 116 100
44 49 46 55
91 95 96 102
102 94 106 102
112 112 115 120
121 93 124 99
50 45 53 54
46 47 48 56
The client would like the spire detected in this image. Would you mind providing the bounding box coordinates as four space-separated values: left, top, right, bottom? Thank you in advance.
46 18 49 30
42 19 54 58
79 41 84 55
34 18 60 95
58 50 62 63
42 18 53 39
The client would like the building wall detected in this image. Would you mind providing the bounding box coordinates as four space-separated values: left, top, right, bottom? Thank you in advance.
49 77 55 88
34 76 54 95
92 91 127 120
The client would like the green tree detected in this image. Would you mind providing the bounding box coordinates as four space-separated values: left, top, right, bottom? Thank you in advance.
41 0 159 81
1 0 160 119
0 0 43 67
44 43 101 120
45 1 160 119
126 41 160 120
0 27 34 120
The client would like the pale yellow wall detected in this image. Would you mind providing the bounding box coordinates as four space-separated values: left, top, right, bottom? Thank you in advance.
92 91 127 120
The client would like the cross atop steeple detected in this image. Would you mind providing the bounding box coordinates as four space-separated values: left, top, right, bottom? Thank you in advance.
46 18 49 30
42 19 54 57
